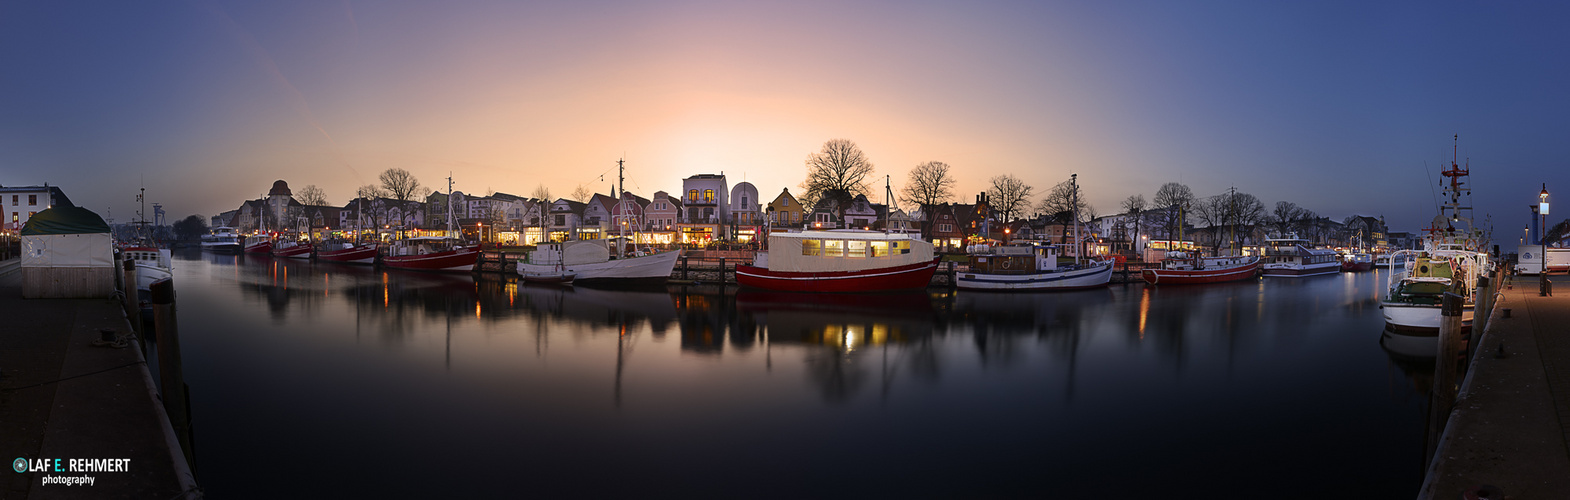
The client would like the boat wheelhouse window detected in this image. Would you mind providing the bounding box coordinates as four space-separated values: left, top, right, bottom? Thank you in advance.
801 239 822 256
847 240 867 257
870 241 889 257
892 241 910 254
824 240 844 257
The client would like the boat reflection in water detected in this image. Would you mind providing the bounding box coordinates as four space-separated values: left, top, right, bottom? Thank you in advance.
173 252 1434 498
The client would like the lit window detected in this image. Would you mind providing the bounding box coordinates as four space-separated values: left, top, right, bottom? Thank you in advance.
704 189 714 203
824 240 844 257
801 239 821 256
870 241 889 257
688 190 698 202
847 240 866 257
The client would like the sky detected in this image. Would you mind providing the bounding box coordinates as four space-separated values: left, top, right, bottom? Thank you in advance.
2 0 1568 240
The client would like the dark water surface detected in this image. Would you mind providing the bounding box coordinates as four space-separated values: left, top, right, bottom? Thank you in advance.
169 250 1430 498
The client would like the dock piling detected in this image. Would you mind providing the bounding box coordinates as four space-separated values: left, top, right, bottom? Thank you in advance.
121 259 142 344
150 278 195 469
1426 292 1465 466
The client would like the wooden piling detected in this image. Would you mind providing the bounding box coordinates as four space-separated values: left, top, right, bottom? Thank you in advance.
150 278 195 468
121 259 142 344
1472 276 1492 359
1427 292 1464 466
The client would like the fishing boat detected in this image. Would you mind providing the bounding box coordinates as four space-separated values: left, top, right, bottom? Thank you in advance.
1260 234 1340 277
316 241 378 264
518 240 678 284
958 173 1112 291
271 237 313 259
957 243 1112 291
243 233 273 254
1141 251 1261 285
382 236 480 272
736 230 938 292
1340 252 1374 272
1381 138 1490 333
1380 249 1479 331
201 226 242 254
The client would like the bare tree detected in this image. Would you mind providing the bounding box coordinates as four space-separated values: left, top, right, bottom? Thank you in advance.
900 161 956 220
1036 178 1093 223
379 168 423 202
800 139 874 209
1151 182 1193 241
987 174 1034 223
531 184 552 203
297 184 329 206
1267 201 1304 236
570 184 592 203
1122 194 1147 251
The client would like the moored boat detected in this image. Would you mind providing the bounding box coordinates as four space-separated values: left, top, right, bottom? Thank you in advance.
1340 252 1374 272
382 237 479 272
243 234 273 255
517 240 680 285
1379 250 1478 332
316 242 378 264
1141 251 1260 285
1260 234 1340 277
956 243 1112 291
521 271 577 284
736 230 938 292
201 227 242 254
271 238 313 259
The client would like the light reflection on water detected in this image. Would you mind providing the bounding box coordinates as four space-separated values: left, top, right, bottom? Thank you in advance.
176 251 1429 498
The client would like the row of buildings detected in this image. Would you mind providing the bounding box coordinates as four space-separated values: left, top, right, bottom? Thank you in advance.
209 176 1412 255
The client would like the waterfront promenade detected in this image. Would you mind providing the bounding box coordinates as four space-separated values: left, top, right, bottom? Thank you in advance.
1421 274 1570 498
0 258 197 498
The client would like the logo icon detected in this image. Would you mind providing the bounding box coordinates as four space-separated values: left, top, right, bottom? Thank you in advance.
11 458 25 473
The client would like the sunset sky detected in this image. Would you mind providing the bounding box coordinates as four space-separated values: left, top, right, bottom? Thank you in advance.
3 1 1568 238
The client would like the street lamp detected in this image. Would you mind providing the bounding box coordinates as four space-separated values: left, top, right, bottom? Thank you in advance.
1540 184 1550 296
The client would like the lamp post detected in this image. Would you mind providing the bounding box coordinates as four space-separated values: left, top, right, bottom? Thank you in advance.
1540 184 1550 296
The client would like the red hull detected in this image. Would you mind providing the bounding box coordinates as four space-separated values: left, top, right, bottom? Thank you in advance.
244 241 273 254
735 259 939 292
1340 261 1374 272
317 245 378 264
272 243 313 259
382 247 480 272
1142 260 1261 285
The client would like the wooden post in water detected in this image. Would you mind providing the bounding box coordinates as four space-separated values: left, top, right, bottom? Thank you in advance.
121 259 142 343
719 257 726 284
681 256 689 281
1427 292 1465 465
150 278 195 467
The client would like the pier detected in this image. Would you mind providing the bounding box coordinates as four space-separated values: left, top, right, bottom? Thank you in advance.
1420 274 1570 498
0 257 198 498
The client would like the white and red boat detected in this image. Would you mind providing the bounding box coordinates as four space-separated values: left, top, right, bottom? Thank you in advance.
316 242 378 264
1340 252 1374 272
1260 234 1340 277
956 243 1112 291
271 239 313 259
242 234 273 255
382 237 479 273
736 230 938 293
1141 252 1260 285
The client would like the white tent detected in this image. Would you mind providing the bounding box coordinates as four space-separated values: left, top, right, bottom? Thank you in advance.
20 205 115 298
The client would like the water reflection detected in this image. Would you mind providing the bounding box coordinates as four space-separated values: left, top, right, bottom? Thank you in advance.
172 251 1430 498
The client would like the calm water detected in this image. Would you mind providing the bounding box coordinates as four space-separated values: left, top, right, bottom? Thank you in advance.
167 250 1431 498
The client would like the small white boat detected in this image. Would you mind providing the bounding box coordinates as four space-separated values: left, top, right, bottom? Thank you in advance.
201 227 242 254
1261 233 1340 277
518 240 680 285
956 243 1112 291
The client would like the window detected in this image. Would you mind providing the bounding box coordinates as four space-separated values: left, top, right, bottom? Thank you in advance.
10 212 15 224
29 195 37 205
801 239 821 256
847 240 867 257
703 207 713 220
741 195 748 206
704 189 714 203
870 241 889 257
555 215 566 226
783 199 789 207
10 195 15 205
688 190 699 202
824 240 844 257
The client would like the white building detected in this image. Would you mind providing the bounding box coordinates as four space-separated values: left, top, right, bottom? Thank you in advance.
1 184 71 232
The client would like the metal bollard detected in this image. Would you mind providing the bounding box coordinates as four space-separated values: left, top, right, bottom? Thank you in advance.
150 278 194 467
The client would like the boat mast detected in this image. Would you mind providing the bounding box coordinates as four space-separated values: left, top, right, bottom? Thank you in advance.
618 158 625 259
1072 173 1080 266
883 175 893 235
447 173 455 239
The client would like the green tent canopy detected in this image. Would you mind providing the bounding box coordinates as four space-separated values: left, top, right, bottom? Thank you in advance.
20 206 111 236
